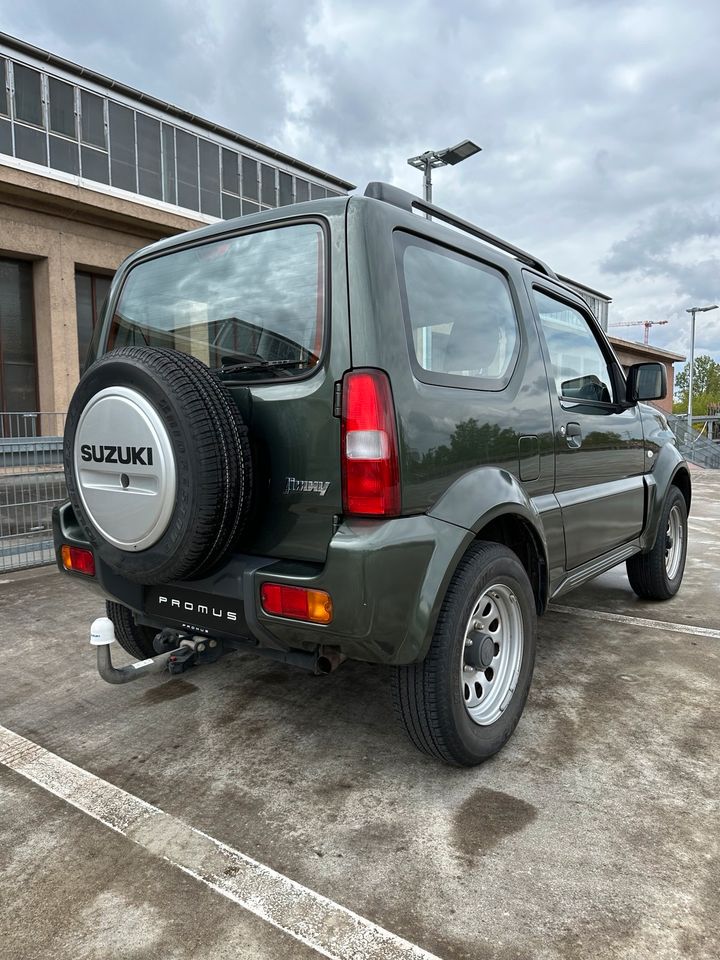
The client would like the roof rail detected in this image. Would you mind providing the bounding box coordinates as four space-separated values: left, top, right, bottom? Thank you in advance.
364 182 558 280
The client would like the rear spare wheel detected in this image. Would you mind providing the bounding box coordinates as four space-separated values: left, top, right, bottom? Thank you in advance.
64 346 251 584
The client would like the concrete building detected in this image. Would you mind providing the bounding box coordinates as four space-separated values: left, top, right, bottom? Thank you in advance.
608 336 684 415
0 31 684 428
0 33 353 424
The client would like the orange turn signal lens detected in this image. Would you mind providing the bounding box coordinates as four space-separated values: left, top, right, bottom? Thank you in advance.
61 544 95 576
260 583 333 624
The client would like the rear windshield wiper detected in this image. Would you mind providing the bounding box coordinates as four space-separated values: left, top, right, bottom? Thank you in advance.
215 354 310 376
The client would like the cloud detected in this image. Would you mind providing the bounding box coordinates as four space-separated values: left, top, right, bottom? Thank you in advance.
2 0 720 362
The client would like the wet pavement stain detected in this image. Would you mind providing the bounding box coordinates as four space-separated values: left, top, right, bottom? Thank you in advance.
452 787 537 860
140 679 199 704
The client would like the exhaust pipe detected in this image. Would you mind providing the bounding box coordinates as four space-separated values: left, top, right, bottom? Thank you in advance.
91 617 190 684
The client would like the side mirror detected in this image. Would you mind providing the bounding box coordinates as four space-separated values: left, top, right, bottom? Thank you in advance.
626 362 667 403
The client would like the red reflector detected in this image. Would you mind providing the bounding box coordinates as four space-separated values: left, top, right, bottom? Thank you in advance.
341 369 400 517
260 583 333 623
61 544 95 576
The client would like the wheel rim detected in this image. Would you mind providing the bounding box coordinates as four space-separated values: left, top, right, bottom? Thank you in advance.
665 504 684 580
460 582 524 726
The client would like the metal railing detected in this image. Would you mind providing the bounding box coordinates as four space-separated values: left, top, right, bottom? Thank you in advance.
666 414 720 470
0 412 67 572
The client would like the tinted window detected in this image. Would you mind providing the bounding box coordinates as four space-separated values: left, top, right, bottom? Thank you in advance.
0 258 37 413
279 171 293 206
533 290 614 403
81 145 109 184
14 63 43 127
50 135 79 175
199 139 220 216
396 235 520 387
76 271 112 369
49 77 75 137
222 192 241 219
261 164 276 205
81 90 105 148
136 113 162 200
14 125 46 166
241 156 258 201
310 184 325 200
0 118 12 155
176 129 198 210
109 102 136 191
222 148 239 193
0 60 8 117
161 124 176 203
295 179 309 202
110 223 325 378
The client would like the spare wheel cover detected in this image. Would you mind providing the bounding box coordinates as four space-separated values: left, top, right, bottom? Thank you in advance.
73 385 176 551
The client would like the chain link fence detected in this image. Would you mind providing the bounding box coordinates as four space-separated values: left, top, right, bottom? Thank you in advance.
0 413 67 573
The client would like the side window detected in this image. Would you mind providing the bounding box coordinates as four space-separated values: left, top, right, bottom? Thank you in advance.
533 290 614 404
396 234 520 389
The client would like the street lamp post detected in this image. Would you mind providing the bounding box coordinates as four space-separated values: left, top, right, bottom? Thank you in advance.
686 304 718 431
407 140 481 208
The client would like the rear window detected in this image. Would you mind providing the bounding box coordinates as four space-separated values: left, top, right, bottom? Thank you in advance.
395 233 520 390
108 222 325 379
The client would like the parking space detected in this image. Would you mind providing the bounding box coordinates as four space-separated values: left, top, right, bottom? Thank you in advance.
1 471 719 960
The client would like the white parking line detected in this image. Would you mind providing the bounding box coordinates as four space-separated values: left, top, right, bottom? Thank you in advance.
0 725 439 960
550 604 720 639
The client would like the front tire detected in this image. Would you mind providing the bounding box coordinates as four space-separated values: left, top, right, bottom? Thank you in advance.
392 542 537 766
626 486 688 600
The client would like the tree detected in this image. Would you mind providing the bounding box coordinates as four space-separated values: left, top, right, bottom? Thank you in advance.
673 354 720 417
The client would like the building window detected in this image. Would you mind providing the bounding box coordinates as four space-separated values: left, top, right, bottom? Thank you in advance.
80 90 105 148
136 112 162 200
75 271 112 370
199 139 220 216
241 156 258 202
13 63 44 127
279 171 293 206
109 101 136 192
0 258 37 416
48 77 76 138
0 59 8 116
295 178 309 202
261 163 276 206
161 123 176 204
176 129 199 210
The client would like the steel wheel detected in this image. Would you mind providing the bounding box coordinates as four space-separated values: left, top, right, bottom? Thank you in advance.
665 504 684 580
460 582 524 726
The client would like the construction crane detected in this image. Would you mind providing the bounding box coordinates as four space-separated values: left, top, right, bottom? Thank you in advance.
609 320 668 345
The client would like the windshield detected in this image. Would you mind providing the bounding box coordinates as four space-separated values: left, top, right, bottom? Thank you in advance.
108 222 325 377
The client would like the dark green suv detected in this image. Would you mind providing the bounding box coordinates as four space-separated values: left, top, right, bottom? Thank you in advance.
54 182 690 766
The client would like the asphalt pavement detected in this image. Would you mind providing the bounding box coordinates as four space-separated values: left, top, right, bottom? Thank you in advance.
1 469 718 960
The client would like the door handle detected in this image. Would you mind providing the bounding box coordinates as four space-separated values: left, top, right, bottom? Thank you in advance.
564 422 582 448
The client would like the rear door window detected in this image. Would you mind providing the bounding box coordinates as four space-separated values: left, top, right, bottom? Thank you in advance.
108 222 325 380
395 233 520 390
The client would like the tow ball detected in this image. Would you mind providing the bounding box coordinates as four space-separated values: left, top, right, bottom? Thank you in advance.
90 617 225 685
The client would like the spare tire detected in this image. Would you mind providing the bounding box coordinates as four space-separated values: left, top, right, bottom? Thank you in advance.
63 346 252 584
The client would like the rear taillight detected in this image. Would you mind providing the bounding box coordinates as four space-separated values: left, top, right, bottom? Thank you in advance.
260 584 333 624
341 369 400 517
61 544 95 576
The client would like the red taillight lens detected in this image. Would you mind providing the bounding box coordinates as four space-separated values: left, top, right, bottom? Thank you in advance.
60 544 95 576
260 583 333 624
341 369 400 517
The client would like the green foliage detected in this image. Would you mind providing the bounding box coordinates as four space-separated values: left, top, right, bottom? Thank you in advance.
674 355 720 416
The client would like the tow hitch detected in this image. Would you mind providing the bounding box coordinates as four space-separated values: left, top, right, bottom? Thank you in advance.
90 616 346 684
90 617 228 685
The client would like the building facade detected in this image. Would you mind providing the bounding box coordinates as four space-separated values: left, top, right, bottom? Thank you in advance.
0 33 353 423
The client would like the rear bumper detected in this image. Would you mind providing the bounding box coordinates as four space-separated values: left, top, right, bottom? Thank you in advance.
53 502 473 664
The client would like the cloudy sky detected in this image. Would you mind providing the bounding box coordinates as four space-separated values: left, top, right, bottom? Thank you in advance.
3 0 720 365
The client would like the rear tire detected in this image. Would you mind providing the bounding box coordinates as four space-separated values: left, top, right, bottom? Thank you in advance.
626 486 688 600
392 542 537 766
106 601 157 659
